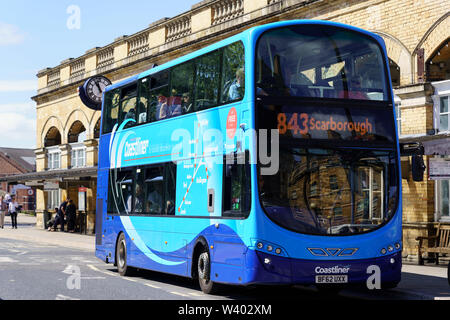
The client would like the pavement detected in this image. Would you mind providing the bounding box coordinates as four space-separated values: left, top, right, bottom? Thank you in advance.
0 213 449 300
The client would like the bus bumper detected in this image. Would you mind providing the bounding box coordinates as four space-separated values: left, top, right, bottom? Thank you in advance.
245 250 402 286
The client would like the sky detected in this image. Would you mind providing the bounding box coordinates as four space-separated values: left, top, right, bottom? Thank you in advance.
0 0 199 149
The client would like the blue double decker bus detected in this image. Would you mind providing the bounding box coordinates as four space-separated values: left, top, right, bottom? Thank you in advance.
95 20 402 293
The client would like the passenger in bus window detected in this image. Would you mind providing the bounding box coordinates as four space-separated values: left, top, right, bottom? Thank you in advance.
138 102 147 124
182 92 192 113
165 200 175 215
157 95 169 120
146 184 162 214
124 108 136 122
134 185 144 213
169 89 182 117
338 66 368 100
228 68 245 101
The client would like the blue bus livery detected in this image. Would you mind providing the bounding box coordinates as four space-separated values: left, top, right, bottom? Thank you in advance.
95 20 402 293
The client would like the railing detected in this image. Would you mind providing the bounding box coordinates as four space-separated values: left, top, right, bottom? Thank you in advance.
97 47 114 70
166 15 192 42
47 70 61 89
70 60 85 78
212 0 244 25
128 32 150 56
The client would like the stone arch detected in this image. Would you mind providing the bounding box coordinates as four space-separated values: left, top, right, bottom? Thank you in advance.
63 109 91 140
89 111 102 139
414 13 450 64
67 120 87 143
373 31 412 85
40 116 64 148
43 126 62 148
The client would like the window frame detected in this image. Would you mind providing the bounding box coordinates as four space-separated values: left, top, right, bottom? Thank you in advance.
47 147 61 171
70 143 86 168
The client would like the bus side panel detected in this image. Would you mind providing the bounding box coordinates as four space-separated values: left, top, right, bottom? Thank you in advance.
95 168 111 262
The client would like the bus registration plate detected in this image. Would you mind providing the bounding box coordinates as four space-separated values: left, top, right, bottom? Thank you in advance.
315 275 348 284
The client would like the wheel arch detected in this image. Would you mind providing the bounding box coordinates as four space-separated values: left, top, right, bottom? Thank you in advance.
191 236 210 279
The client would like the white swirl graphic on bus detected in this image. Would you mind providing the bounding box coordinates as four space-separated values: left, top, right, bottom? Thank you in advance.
108 119 184 266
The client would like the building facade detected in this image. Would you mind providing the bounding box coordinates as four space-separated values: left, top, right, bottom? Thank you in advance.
31 0 449 259
0 147 36 211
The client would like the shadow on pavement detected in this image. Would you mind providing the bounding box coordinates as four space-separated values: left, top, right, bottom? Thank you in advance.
106 267 352 300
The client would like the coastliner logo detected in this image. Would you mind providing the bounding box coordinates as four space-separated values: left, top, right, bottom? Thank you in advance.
315 266 350 274
124 137 149 158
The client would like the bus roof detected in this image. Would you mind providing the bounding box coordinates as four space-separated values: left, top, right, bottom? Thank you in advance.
105 19 383 93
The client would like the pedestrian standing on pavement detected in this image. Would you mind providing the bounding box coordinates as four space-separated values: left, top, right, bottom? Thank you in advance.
8 196 19 229
4 192 11 205
52 198 69 232
0 196 5 229
66 199 77 233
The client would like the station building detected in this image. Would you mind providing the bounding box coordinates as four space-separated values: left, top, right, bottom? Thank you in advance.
19 0 450 259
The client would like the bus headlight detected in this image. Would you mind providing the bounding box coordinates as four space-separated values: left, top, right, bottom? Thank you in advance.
381 248 387 255
395 243 401 250
267 245 273 252
257 242 264 249
388 245 394 252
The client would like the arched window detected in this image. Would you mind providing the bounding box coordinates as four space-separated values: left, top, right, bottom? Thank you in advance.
68 121 87 144
427 38 450 82
44 127 61 147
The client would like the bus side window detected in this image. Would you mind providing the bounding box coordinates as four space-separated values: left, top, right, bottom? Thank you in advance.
194 51 221 111
171 62 194 116
120 84 138 129
102 89 120 134
134 168 145 214
137 78 150 124
223 153 251 218
221 42 245 104
144 166 164 215
148 71 169 122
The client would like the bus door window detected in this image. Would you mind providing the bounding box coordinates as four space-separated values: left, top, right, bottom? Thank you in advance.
194 51 221 111
137 77 150 124
221 42 245 104
164 163 177 216
144 166 164 215
148 70 169 122
102 89 120 134
134 168 145 214
223 153 251 218
119 84 138 128
171 61 194 115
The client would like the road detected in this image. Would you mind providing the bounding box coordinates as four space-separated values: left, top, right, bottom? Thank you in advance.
0 237 352 301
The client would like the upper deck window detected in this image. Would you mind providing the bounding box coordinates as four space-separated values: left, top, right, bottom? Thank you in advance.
102 41 245 135
256 25 389 101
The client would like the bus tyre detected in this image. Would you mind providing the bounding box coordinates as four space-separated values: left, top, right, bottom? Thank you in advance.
116 233 133 277
197 250 217 294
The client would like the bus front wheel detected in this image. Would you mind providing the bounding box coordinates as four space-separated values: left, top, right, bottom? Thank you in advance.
116 233 133 277
197 250 218 294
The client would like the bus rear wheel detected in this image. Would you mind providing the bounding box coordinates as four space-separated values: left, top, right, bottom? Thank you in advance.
197 250 218 294
116 233 133 277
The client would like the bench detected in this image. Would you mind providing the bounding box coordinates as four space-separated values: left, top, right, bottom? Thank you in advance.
416 223 450 265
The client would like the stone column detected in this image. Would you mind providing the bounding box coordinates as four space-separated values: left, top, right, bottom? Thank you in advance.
84 139 98 167
60 144 71 169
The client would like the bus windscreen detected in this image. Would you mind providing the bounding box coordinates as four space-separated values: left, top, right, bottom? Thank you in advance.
256 25 389 101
